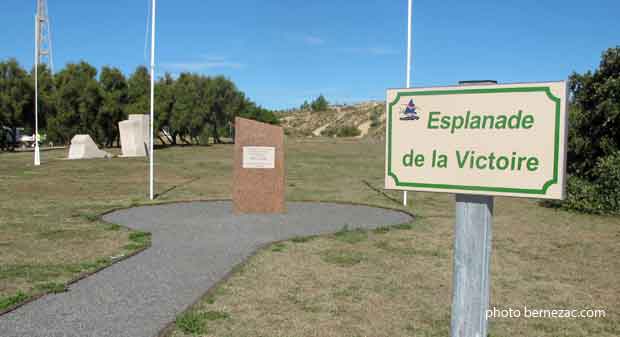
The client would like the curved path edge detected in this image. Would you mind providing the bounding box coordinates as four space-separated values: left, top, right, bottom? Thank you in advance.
0 201 413 337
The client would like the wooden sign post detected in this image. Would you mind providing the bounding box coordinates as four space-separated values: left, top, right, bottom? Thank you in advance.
450 81 495 337
384 80 568 337
452 194 493 337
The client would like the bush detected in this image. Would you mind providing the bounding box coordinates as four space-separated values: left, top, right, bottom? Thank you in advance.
370 110 381 128
592 151 620 212
549 152 620 214
321 125 361 138
337 126 361 137
541 47 620 214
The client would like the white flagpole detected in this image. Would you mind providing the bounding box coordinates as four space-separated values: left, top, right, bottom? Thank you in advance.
34 13 41 166
406 0 412 89
149 0 156 200
403 0 412 206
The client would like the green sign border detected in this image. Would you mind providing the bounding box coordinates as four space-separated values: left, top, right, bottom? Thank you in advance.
387 86 561 195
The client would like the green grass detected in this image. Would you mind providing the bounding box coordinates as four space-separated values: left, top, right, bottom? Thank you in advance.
374 240 446 258
122 231 152 251
372 226 391 234
271 243 287 252
175 310 230 335
79 257 112 271
391 223 414 230
333 227 368 244
105 223 121 231
0 292 29 311
0 264 76 282
175 312 209 335
128 231 151 243
2 139 619 337
291 235 316 243
321 249 366 267
161 140 617 337
34 282 67 294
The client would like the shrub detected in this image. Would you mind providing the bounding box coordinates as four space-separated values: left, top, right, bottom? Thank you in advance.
542 47 620 214
370 107 382 128
321 125 361 138
337 125 361 137
548 152 620 214
592 151 620 212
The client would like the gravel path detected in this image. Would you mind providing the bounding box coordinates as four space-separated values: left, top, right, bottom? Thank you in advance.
0 201 412 337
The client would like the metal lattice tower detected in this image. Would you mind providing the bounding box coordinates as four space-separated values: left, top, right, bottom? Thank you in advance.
36 0 54 73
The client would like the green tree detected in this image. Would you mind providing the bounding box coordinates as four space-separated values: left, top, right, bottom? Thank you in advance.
568 47 620 177
239 101 279 125
126 66 150 116
98 66 128 147
207 76 241 143
1 59 275 149
170 73 201 144
310 94 329 112
191 75 215 144
155 73 177 145
27 64 55 136
546 46 620 214
48 61 101 144
0 59 32 149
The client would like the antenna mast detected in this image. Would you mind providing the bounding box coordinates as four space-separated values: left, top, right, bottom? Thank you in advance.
36 0 54 73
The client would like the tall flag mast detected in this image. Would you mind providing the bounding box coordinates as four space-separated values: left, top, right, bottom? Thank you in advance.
34 11 40 166
36 0 54 73
403 0 413 206
34 0 53 166
149 0 156 200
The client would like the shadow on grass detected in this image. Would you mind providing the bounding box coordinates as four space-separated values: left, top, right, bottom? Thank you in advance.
361 179 403 205
155 177 201 199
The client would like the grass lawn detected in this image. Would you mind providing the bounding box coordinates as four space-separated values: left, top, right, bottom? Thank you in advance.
1 139 619 336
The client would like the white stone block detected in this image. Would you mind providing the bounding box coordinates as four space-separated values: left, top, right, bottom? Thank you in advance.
119 114 150 157
67 135 110 160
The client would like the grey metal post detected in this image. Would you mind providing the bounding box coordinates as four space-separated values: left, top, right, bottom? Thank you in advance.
451 80 497 337
451 194 493 337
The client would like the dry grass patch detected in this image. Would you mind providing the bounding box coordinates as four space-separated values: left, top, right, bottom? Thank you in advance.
165 140 619 337
2 139 619 337
169 221 455 337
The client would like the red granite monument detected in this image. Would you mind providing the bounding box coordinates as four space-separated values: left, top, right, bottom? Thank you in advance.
232 117 286 213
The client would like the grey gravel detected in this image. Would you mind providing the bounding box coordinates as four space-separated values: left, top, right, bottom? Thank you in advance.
0 201 412 337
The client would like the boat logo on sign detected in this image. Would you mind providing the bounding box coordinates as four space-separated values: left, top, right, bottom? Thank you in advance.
400 99 420 121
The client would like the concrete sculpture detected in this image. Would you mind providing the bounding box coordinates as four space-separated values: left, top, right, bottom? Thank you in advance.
119 114 150 157
67 135 110 160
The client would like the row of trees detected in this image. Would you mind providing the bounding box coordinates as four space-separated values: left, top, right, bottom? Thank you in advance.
0 59 277 150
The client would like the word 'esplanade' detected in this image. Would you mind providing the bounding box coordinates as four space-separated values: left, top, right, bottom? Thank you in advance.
427 110 535 134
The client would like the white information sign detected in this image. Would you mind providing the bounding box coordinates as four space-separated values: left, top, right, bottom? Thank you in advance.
385 81 568 199
242 146 276 169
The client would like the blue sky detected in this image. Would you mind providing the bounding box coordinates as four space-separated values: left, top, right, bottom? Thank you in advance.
1 0 618 110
